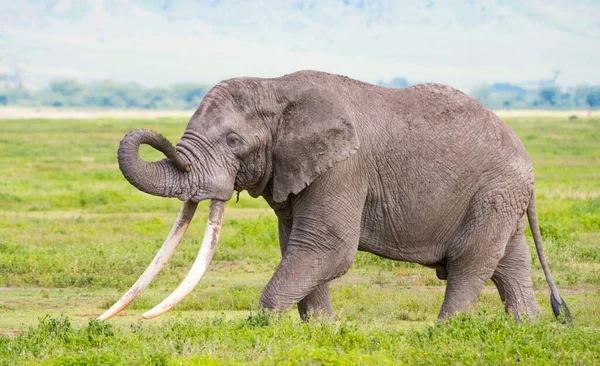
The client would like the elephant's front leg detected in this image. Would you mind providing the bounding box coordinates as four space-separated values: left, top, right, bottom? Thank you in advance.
297 283 332 320
260 182 365 317
276 219 333 320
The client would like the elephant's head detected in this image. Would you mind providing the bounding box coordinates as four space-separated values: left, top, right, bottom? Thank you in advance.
98 72 360 320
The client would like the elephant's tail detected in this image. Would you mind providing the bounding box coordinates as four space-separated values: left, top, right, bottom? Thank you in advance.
526 191 572 323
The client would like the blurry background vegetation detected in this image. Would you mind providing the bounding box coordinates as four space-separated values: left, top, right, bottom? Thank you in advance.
0 77 211 110
1 64 599 111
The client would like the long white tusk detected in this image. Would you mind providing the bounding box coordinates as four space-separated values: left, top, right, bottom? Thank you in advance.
97 201 198 321
142 200 225 319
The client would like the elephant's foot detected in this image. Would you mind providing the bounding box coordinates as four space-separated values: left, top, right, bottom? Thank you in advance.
297 283 333 321
492 234 539 321
438 273 488 320
259 280 334 321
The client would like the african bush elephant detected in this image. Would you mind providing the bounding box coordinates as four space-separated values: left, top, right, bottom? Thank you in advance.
98 70 570 322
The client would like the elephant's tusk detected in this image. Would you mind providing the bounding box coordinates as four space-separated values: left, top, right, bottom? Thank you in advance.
142 200 225 319
97 201 198 321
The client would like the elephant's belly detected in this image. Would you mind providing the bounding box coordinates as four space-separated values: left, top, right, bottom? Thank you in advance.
358 230 442 265
358 203 450 265
356 138 487 264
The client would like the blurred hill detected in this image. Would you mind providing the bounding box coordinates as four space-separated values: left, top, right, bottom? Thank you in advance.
1 0 598 91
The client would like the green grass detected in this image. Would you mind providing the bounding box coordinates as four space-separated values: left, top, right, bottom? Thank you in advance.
3 312 599 365
1 115 599 364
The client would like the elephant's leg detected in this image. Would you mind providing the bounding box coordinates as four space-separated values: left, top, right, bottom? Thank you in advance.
439 264 494 319
438 209 513 319
297 283 333 320
260 176 365 314
491 233 538 321
276 219 333 320
260 217 361 312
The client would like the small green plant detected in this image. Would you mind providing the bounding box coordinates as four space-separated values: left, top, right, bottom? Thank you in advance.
37 314 72 340
85 318 114 345
244 310 271 327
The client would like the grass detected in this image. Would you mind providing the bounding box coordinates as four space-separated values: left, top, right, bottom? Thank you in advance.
0 114 599 364
3 312 599 365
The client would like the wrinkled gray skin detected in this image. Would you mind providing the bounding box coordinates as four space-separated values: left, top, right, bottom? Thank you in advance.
119 70 569 321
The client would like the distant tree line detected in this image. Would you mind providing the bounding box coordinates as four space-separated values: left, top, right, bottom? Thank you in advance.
0 80 211 109
469 83 600 110
376 78 600 111
0 78 599 110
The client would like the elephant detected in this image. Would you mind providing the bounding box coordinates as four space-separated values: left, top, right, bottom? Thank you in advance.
98 70 570 323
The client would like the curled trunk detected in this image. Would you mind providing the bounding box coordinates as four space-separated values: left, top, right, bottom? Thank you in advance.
118 129 190 198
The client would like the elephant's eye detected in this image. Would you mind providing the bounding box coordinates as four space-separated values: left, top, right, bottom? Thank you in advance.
226 134 241 148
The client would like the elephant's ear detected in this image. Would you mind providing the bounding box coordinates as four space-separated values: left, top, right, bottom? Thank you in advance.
272 89 359 203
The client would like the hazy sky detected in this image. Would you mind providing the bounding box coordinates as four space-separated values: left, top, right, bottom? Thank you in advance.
1 0 599 91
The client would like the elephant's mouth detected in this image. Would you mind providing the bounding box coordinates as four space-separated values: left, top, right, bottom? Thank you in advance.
97 200 225 321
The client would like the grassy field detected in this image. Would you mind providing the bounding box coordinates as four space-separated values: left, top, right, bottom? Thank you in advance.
0 114 599 364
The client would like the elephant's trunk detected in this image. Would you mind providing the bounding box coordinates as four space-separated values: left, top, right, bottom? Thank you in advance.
117 129 191 198
98 130 228 321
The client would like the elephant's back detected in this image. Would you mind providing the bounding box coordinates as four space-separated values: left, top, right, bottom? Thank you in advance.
382 83 530 166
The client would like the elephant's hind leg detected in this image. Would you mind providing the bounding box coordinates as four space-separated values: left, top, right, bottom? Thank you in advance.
491 233 538 321
439 261 497 320
438 204 515 320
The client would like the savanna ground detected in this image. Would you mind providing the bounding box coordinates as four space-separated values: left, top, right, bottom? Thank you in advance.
0 111 599 364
